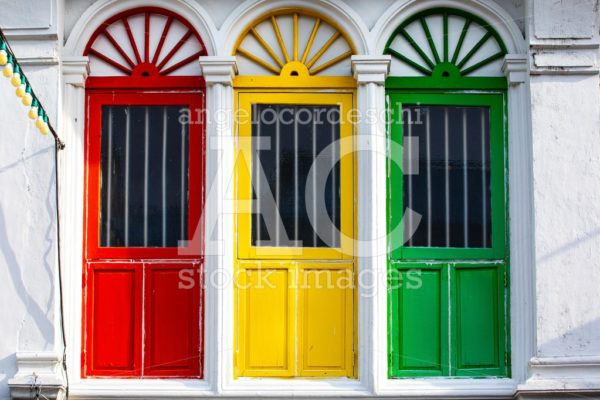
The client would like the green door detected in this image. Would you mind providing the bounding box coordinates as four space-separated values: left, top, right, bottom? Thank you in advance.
386 93 509 378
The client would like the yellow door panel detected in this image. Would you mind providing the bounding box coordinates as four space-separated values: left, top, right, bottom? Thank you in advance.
237 266 296 377
299 264 354 376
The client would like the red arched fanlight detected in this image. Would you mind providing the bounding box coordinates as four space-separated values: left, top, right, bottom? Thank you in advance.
84 7 207 87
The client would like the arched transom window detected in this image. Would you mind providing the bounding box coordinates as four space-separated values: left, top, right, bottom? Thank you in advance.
233 10 355 77
85 8 207 77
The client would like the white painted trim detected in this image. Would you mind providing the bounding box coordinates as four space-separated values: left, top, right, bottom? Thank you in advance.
199 56 237 395
519 356 600 397
58 56 88 399
371 0 526 55
8 351 66 400
352 55 391 395
503 53 536 385
63 0 218 58
219 0 369 56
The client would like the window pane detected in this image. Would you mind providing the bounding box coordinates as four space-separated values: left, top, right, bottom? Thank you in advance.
100 105 189 247
403 105 491 248
251 105 340 248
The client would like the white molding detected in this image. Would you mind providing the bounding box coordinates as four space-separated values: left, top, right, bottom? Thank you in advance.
199 56 238 85
519 356 600 397
62 56 90 87
199 55 237 395
63 0 218 58
503 53 537 385
371 0 526 55
352 55 391 85
529 45 599 75
58 56 88 398
351 55 390 395
8 351 66 400
219 0 370 57
503 54 529 85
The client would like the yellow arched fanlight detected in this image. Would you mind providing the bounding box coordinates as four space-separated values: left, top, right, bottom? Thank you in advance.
233 9 356 78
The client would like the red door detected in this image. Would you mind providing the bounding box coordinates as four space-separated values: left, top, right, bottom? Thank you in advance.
83 89 204 378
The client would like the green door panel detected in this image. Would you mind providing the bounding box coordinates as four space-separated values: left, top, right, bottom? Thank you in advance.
389 264 448 376
452 264 506 377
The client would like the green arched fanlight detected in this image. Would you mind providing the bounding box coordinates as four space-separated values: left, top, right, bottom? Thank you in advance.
384 8 508 78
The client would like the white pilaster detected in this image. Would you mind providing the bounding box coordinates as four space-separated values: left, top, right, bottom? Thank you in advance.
198 56 237 395
51 56 89 400
352 55 390 394
500 54 537 388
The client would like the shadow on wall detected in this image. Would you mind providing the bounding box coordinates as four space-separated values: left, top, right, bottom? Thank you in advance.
0 201 54 343
0 354 16 400
537 313 600 357
536 226 600 356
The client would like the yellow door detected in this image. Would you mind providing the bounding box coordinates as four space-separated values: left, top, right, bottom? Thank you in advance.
235 92 355 377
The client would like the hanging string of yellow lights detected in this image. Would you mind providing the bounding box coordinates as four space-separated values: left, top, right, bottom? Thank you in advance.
0 28 65 149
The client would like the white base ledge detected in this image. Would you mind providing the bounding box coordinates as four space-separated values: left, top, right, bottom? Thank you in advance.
8 351 66 400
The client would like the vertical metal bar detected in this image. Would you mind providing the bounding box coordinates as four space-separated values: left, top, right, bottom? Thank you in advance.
481 109 488 247
124 107 131 247
312 108 317 247
162 107 167 247
331 114 336 247
444 107 450 247
255 106 261 245
426 108 432 247
294 107 299 243
407 108 413 246
275 107 280 246
180 110 187 241
462 108 469 247
143 106 149 246
106 108 113 246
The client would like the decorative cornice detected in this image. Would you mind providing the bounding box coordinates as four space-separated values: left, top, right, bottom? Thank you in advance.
529 44 599 76
351 55 391 85
61 56 90 87
502 54 528 85
8 352 65 400
199 56 238 86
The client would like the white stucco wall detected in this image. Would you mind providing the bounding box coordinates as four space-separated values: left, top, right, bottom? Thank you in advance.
0 1 61 399
0 62 60 400
527 0 600 368
531 74 600 357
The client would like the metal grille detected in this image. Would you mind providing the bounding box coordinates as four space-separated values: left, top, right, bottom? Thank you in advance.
403 105 491 248
100 105 189 247
251 104 340 248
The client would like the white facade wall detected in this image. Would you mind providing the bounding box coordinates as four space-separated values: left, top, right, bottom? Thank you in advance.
0 0 597 398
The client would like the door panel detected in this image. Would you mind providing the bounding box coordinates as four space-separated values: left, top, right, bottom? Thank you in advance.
144 263 201 377
299 264 353 376
238 265 295 376
452 264 505 376
86 263 142 376
389 265 448 376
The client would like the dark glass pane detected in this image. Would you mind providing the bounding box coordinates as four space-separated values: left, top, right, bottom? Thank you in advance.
403 105 491 248
99 105 189 248
251 105 340 248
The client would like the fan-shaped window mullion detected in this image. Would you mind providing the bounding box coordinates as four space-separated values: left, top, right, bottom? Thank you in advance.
385 9 507 78
234 11 356 77
85 8 206 77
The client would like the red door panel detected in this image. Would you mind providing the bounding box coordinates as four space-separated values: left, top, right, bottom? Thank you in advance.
144 263 202 377
86 263 143 376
